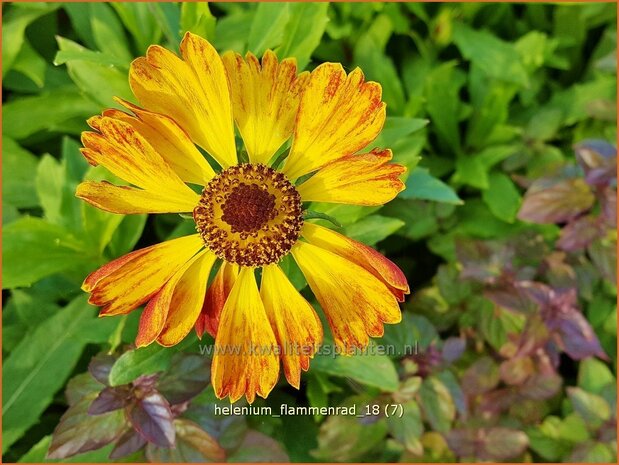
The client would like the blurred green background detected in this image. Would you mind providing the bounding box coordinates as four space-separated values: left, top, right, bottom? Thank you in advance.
2 2 617 463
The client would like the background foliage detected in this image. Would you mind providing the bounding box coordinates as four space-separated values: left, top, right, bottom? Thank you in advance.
2 2 617 463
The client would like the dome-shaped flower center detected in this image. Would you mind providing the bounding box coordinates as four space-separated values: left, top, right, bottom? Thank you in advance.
194 164 303 267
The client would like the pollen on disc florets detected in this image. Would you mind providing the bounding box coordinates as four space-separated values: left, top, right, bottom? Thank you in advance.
194 163 304 267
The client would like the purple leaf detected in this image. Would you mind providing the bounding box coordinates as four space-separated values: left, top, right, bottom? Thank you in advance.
88 353 116 386
128 391 175 448
109 429 147 460
521 370 562 400
484 279 538 314
65 373 105 407
518 177 595 224
461 357 500 396
600 186 617 227
88 386 129 415
446 427 528 460
152 419 225 462
500 356 534 385
574 139 617 187
156 354 210 405
47 394 126 459
553 307 608 360
441 338 466 363
557 216 604 251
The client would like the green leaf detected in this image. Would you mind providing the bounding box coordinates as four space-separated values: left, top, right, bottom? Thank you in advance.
11 39 47 88
452 23 529 87
344 215 404 246
418 376 455 433
400 168 463 205
2 3 58 76
578 358 615 394
481 172 522 223
2 86 98 140
312 346 398 392
312 342 399 392
2 296 97 453
2 217 92 289
312 397 388 462
47 393 126 460
108 337 195 386
112 3 162 53
55 37 132 108
18 435 116 463
354 15 405 114
567 387 611 429
453 155 489 190
387 401 424 454
248 3 291 56
372 117 429 148
275 3 329 70
424 62 465 155
2 138 39 208
89 3 132 63
36 155 66 225
180 3 216 42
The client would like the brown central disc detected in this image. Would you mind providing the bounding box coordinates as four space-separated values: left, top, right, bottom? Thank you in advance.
194 164 303 267
221 183 277 233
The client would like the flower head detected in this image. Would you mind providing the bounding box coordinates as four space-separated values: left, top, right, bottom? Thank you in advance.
78 32 409 403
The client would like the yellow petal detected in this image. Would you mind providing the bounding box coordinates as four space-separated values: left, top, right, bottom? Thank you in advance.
157 251 217 347
211 267 279 403
260 264 323 389
283 64 386 180
104 100 216 185
297 149 406 206
195 261 239 338
136 250 208 347
222 50 309 165
83 235 204 316
291 241 401 353
301 222 409 302
129 32 237 167
76 181 197 214
81 117 198 206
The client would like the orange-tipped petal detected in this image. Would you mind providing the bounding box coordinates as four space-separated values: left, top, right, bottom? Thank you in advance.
156 252 216 347
260 264 323 389
301 222 409 302
297 149 406 206
80 117 199 209
222 50 309 165
104 99 216 185
211 267 279 403
136 250 213 348
283 64 385 180
83 235 204 316
130 33 236 167
291 241 401 353
195 261 239 339
76 181 197 214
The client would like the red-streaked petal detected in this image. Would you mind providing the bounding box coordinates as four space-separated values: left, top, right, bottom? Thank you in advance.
156 252 217 347
283 64 385 180
291 240 401 353
297 149 406 206
195 261 239 339
129 33 236 167
301 222 409 301
76 181 198 214
222 50 309 165
260 264 323 389
83 235 204 316
211 267 279 403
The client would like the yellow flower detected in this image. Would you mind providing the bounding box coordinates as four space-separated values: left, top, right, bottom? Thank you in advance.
78 32 409 403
